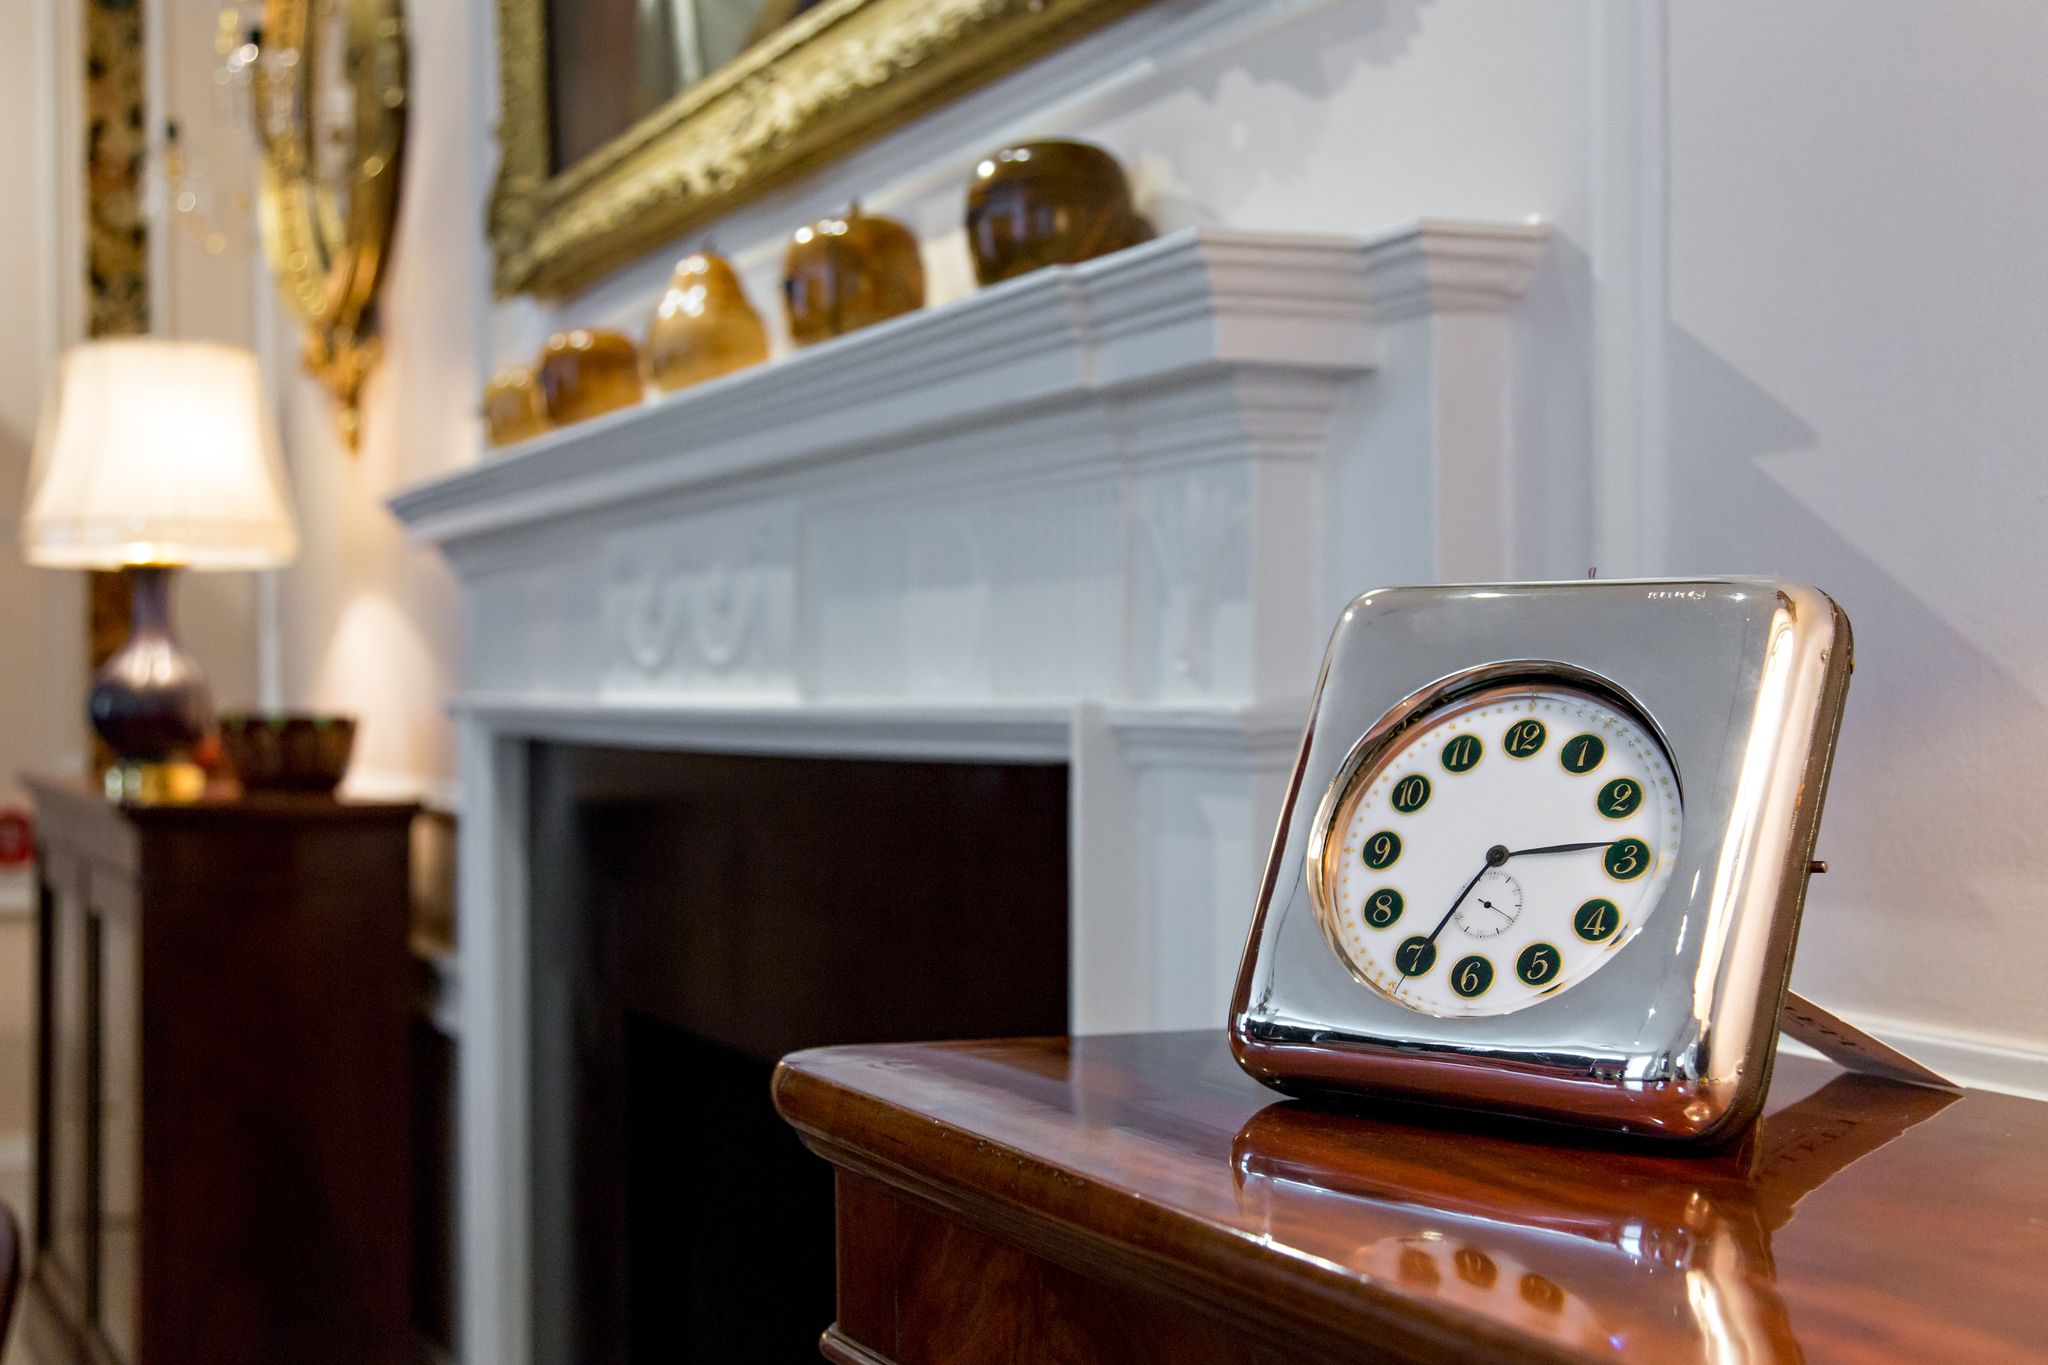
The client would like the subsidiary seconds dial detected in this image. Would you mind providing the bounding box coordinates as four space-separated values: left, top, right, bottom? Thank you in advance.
1454 867 1523 938
1314 682 1682 1017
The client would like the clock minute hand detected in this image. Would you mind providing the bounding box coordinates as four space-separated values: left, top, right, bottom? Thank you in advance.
1506 840 1617 859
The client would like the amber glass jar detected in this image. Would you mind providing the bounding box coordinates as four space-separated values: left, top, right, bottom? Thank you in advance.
482 365 549 447
645 252 770 392
966 139 1153 286
537 329 644 426
783 205 925 347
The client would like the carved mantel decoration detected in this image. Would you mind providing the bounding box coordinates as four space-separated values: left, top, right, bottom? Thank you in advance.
390 219 1548 1365
491 0 1162 296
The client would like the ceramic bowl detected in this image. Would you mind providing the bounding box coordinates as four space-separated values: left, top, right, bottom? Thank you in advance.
218 713 358 795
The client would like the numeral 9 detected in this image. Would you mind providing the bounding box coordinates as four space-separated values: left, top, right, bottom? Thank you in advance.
1361 830 1401 870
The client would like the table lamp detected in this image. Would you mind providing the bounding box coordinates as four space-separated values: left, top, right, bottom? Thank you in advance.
21 339 299 799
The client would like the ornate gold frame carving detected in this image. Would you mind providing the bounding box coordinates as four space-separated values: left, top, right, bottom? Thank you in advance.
255 0 408 448
491 0 1161 298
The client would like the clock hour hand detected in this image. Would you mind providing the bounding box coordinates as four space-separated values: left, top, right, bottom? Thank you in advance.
1505 840 1616 859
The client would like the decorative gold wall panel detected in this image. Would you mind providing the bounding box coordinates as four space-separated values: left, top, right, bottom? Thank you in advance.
85 0 150 338
84 0 151 746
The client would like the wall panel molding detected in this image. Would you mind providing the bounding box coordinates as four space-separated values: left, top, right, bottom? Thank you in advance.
1590 0 1670 577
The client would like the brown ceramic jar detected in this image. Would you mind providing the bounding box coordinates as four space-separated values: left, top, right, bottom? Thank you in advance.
644 251 770 392
537 329 644 426
966 139 1153 286
482 364 550 447
783 204 926 347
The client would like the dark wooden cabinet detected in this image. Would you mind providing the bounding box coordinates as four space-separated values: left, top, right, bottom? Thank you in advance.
22 778 417 1365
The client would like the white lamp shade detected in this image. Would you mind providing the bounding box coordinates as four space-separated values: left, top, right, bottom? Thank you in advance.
22 338 299 570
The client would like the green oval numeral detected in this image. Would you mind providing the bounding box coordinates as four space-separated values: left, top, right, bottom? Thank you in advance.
1516 942 1560 986
1363 888 1404 929
1520 1273 1566 1313
1604 837 1651 881
1441 734 1482 773
1597 777 1642 819
1391 773 1431 814
1561 733 1605 774
1454 1247 1498 1290
1396 936 1437 978
1573 897 1620 943
1450 954 1494 998
1361 830 1401 870
1504 718 1547 758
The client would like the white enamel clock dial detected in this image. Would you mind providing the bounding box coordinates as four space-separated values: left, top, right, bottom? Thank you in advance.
1315 684 1682 1018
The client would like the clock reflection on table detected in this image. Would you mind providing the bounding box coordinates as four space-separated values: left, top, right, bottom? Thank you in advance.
1232 1067 1960 1361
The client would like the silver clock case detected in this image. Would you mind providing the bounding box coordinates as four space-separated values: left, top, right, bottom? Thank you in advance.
1229 579 1852 1144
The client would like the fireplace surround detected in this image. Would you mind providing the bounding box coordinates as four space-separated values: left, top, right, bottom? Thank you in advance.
390 219 1547 1363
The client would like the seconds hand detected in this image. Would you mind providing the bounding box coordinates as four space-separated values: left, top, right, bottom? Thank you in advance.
1425 845 1510 947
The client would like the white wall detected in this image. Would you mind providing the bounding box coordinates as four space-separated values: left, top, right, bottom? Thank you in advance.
151 0 264 708
268 0 485 798
264 0 2048 1085
1660 1 2048 1065
0 0 83 813
0 0 264 804
0 0 81 1147
0 0 271 1150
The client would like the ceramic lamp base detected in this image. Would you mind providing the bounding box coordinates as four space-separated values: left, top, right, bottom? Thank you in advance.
89 565 212 773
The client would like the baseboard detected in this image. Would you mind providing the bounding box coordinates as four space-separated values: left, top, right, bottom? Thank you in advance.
1782 1009 2048 1100
0 1130 30 1180
0 871 32 920
820 1326 894 1365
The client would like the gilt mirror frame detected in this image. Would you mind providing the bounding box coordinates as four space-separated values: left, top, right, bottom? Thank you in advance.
255 0 409 448
490 0 1161 298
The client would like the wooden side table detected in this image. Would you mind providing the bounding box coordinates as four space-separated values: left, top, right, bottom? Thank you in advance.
775 1030 2048 1364
22 777 417 1365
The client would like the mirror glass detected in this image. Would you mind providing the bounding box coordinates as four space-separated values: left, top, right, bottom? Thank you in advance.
546 0 831 172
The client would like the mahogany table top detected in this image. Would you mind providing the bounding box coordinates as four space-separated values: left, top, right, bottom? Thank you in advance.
775 1029 2048 1364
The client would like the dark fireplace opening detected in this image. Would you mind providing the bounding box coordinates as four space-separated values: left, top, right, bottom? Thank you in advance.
623 1016 834 1362
528 746 1071 1364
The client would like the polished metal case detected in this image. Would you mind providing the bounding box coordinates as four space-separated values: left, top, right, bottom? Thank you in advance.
1229 579 1854 1144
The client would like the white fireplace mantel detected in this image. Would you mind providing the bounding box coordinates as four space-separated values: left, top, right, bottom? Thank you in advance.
389 217 1546 1365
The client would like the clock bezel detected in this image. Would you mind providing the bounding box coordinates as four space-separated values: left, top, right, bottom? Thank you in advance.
1228 579 1852 1145
1303 665 1682 1016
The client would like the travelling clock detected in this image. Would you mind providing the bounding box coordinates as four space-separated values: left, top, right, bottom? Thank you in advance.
1230 580 1950 1145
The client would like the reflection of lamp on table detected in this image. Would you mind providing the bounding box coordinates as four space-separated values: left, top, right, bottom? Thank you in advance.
21 339 299 801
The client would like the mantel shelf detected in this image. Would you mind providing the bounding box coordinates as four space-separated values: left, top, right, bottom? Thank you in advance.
389 219 1545 555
